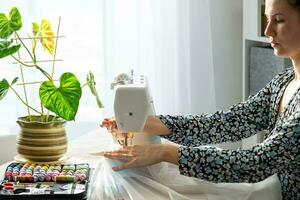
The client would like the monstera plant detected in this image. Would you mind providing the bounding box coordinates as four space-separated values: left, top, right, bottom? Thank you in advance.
0 7 104 162
0 7 103 121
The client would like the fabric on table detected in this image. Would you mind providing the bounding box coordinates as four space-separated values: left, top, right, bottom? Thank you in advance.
88 130 281 200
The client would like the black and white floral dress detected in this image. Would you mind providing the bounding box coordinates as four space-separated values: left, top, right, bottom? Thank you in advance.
159 68 300 200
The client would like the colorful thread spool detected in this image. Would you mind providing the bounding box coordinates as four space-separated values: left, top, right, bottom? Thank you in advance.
55 175 75 183
4 163 89 184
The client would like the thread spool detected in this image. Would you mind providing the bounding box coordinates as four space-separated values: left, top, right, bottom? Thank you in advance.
18 176 34 183
55 175 75 183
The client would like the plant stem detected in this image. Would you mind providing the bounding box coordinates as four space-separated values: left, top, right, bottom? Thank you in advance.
40 102 44 122
33 51 37 63
81 82 88 88
11 55 52 81
14 33 32 121
11 55 35 67
35 64 52 81
15 32 35 62
10 86 43 115
15 32 53 82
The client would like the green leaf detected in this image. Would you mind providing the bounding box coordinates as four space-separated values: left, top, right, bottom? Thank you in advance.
9 7 22 31
0 79 9 100
0 7 22 39
32 22 39 53
32 22 39 36
39 73 82 121
0 40 20 59
87 71 103 108
11 77 18 85
0 39 12 48
0 14 8 28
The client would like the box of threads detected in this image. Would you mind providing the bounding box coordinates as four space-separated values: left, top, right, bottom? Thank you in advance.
0 162 90 200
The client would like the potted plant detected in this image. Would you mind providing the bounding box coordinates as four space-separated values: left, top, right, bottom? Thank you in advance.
0 7 103 162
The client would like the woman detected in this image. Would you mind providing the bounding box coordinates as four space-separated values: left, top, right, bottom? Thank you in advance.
102 0 300 199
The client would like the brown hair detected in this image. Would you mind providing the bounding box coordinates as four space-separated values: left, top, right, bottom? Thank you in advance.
287 0 300 12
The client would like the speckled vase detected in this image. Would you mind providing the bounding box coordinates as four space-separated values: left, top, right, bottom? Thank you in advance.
16 115 67 162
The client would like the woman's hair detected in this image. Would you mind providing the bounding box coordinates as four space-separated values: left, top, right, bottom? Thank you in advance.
287 0 300 13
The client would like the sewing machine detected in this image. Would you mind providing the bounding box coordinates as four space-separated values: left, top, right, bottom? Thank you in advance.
112 73 161 145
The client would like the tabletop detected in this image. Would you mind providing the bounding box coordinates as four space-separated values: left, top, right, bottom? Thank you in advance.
0 128 282 200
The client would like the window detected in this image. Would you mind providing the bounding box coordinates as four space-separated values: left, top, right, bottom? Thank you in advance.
0 0 104 136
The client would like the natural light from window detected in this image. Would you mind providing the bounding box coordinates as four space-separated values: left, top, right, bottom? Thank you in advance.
0 0 104 136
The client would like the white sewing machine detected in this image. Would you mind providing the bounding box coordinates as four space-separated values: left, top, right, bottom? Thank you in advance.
111 73 161 145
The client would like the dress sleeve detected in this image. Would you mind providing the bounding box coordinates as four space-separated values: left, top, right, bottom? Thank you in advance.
177 110 300 183
158 82 273 146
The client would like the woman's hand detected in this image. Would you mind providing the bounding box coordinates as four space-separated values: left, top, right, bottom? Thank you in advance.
101 118 124 138
101 118 133 146
101 118 117 132
104 144 179 171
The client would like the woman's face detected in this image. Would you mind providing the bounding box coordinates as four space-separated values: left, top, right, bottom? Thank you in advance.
265 0 300 60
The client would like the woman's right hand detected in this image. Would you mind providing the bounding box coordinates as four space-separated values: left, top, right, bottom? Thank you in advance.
100 118 121 138
100 118 134 146
101 118 117 133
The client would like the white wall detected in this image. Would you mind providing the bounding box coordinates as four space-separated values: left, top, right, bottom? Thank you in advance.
190 0 243 149
188 0 243 112
209 0 243 110
188 0 216 115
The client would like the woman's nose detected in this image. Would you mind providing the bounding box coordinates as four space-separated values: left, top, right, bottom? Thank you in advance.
264 21 275 38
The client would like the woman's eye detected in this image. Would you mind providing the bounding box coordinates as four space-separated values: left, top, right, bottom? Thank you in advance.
274 18 285 23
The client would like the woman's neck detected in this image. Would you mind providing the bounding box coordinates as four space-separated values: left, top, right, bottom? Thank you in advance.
292 59 300 81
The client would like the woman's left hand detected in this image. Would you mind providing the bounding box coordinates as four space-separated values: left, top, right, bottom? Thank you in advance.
104 144 179 171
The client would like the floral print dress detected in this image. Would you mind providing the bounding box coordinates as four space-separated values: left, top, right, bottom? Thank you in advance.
158 68 300 200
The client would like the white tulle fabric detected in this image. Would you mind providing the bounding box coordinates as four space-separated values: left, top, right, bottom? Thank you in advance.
88 133 282 200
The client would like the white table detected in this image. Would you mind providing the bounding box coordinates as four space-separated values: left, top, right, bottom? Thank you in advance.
0 128 282 200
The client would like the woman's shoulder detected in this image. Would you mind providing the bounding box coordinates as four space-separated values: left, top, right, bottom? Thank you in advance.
274 67 293 79
258 67 293 94
270 67 293 85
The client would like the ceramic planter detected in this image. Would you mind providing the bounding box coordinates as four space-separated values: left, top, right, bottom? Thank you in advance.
16 115 67 162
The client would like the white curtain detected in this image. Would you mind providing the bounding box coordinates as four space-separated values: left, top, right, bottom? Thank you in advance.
0 0 105 135
102 0 217 116
0 1 242 142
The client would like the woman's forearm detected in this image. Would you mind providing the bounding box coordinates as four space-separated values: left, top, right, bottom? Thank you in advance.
143 116 172 136
159 144 179 165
